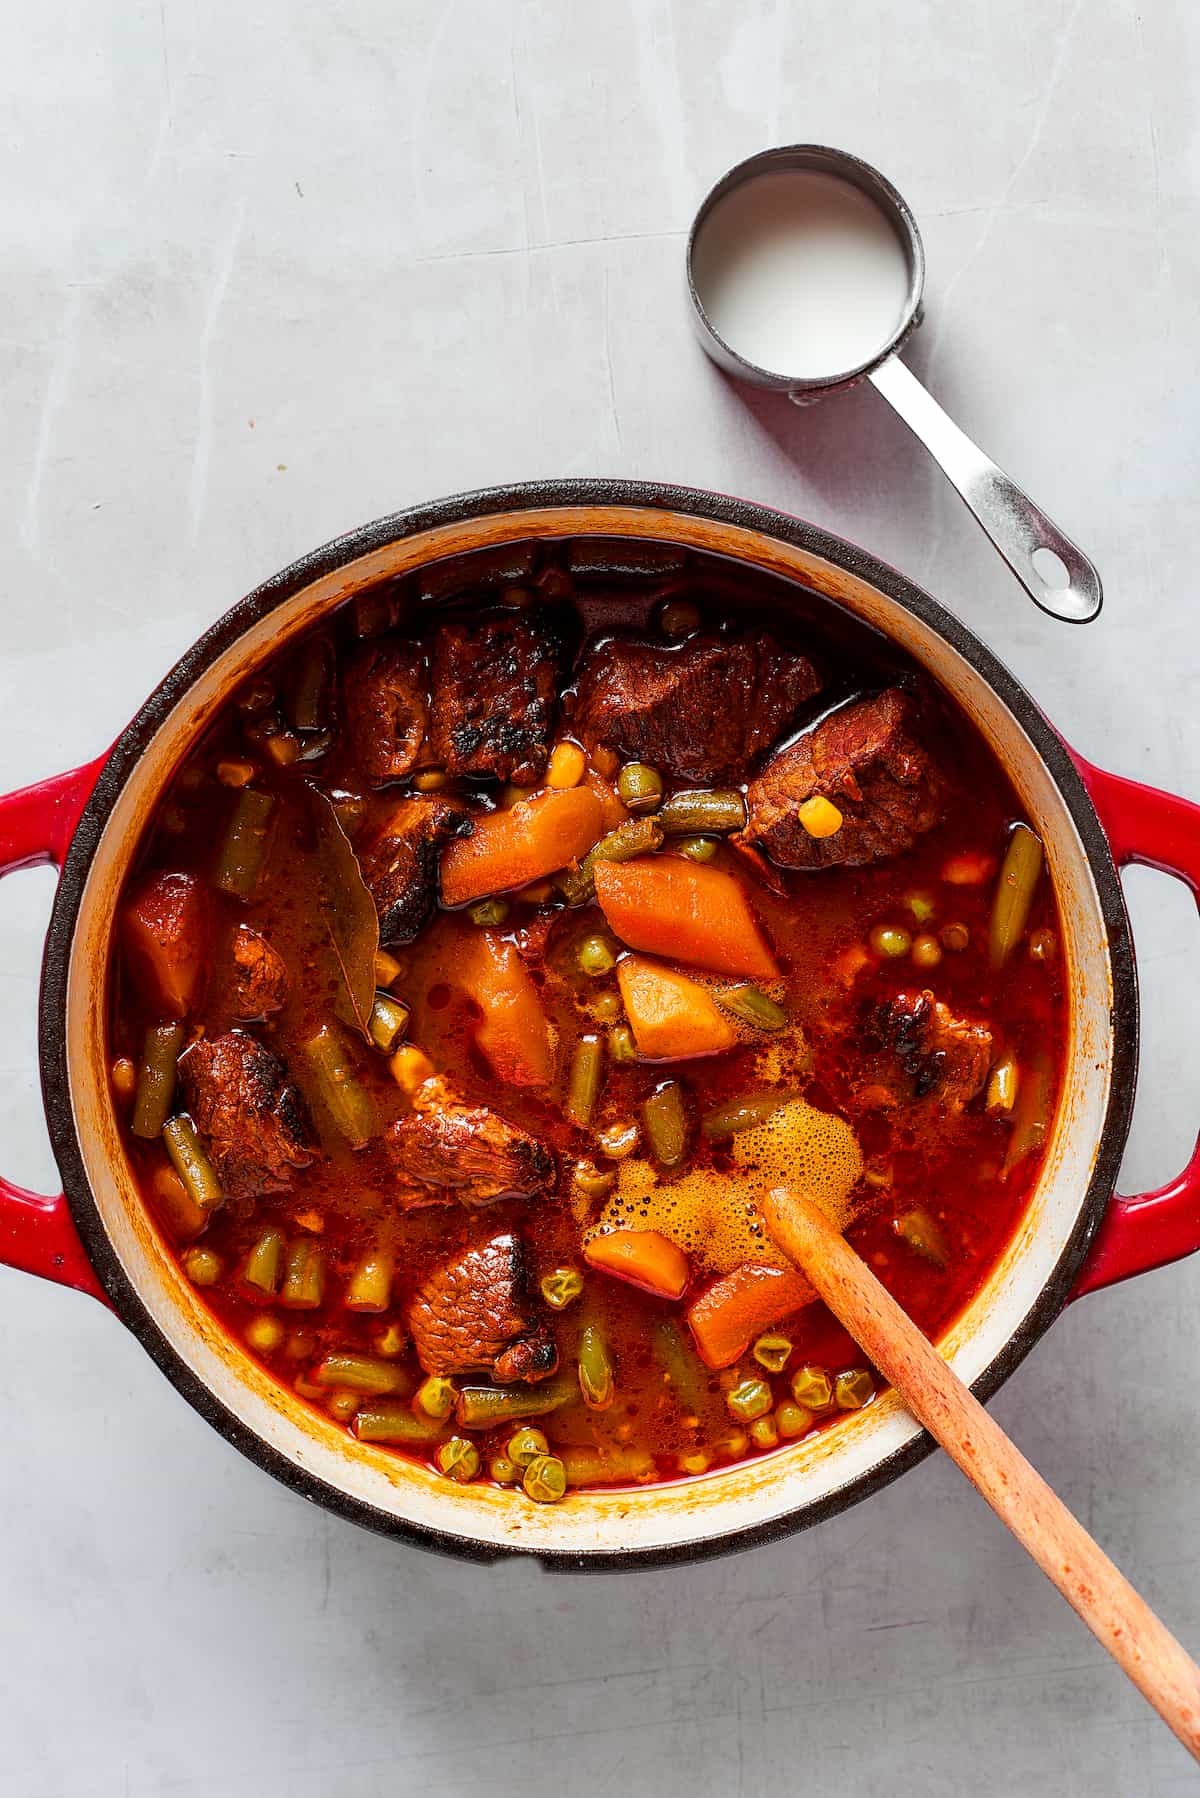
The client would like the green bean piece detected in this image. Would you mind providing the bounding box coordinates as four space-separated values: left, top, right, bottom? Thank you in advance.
607 1024 638 1065
507 1426 550 1468
652 1319 711 1423
560 1446 653 1485
522 1453 568 1503
436 1436 480 1483
790 1365 833 1410
835 1368 875 1410
288 638 332 732
752 1332 793 1374
314 1352 408 1395
892 1208 949 1268
986 1050 1020 1116
641 1081 689 1170
700 1090 789 1143
301 1024 376 1150
715 983 787 1032
131 1021 185 1140
353 1402 444 1445
616 762 664 815
578 1322 615 1410
674 834 718 863
243 1226 285 1296
344 1247 394 1313
656 789 747 836
181 1246 222 1287
988 823 1044 967
162 1114 224 1213
565 1033 604 1128
490 1455 521 1485
540 1267 584 1310
280 1238 326 1310
213 788 276 900
1002 1049 1054 1176
415 1375 456 1420
558 817 664 906
454 1382 574 1430
726 1377 772 1422
368 993 410 1054
468 897 510 927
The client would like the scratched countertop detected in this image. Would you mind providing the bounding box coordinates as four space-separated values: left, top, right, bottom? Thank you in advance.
3 4 1199 1794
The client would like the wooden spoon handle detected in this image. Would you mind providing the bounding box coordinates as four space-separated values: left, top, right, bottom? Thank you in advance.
762 1188 1200 1762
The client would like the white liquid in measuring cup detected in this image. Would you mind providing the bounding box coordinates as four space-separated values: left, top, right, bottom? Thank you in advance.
691 170 912 379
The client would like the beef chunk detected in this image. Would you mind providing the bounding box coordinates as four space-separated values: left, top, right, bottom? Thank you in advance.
870 990 994 1107
408 1232 558 1381
359 796 473 946
179 1032 313 1200
428 611 562 783
571 629 821 783
745 689 944 869
343 640 428 785
388 1084 555 1208
228 925 288 1020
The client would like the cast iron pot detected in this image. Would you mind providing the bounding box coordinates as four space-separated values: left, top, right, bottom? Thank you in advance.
3 480 1199 1571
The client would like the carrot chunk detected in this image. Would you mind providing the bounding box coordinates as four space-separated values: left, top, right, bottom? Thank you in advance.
687 1261 815 1369
120 871 209 1015
584 1229 690 1300
440 786 604 906
594 858 779 979
460 928 554 1087
616 955 737 1061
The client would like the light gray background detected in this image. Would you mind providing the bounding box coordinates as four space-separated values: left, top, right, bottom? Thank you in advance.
2 3 1198 1794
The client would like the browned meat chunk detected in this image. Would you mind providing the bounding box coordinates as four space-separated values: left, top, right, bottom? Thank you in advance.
428 612 562 784
179 1032 313 1200
572 630 821 783
228 925 288 1019
871 990 994 1107
359 796 473 946
343 640 428 785
387 1083 555 1208
745 689 944 869
408 1232 558 1381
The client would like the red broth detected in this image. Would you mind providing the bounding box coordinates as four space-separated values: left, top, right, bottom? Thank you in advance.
107 543 1065 1498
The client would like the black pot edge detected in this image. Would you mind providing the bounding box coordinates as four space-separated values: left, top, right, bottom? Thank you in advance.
37 476 1138 1574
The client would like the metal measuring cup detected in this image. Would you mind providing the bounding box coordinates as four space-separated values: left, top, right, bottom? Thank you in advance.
687 145 1102 625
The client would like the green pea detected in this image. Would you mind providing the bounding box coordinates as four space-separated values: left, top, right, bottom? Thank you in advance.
572 1157 617 1198
436 1436 481 1482
674 834 718 863
540 1267 584 1310
415 1375 457 1420
835 1368 875 1410
790 1365 833 1410
468 897 510 927
522 1453 568 1503
774 1401 813 1439
182 1246 223 1287
507 1427 550 1468
752 1333 793 1375
590 989 622 1023
749 1415 779 1450
725 1377 772 1422
615 763 664 814
660 599 701 638
869 923 912 958
490 1455 521 1485
578 934 616 977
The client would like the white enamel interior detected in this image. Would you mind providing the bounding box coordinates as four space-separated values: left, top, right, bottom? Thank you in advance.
63 505 1115 1558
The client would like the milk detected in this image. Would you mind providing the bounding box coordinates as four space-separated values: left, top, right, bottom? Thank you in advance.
691 169 912 379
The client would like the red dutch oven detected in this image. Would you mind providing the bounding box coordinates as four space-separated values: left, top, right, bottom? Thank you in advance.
2 481 1199 1569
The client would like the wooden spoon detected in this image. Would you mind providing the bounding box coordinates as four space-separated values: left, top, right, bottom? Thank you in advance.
761 1186 1200 1762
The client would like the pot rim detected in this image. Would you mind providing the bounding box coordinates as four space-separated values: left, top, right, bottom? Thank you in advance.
38 477 1138 1571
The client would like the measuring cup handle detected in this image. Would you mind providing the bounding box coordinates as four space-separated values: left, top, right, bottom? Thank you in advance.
866 355 1103 625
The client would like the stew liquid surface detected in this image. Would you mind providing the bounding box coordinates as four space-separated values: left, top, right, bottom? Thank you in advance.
107 542 1066 1502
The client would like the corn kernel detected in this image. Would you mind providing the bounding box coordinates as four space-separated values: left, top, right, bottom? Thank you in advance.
390 1044 434 1093
109 1056 137 1102
412 768 447 792
546 741 586 788
797 794 843 838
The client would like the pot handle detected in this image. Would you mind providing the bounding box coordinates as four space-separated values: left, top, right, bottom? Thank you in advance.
0 757 111 1304
1070 756 1200 1298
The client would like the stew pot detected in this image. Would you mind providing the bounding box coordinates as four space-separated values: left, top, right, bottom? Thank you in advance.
4 480 1199 1570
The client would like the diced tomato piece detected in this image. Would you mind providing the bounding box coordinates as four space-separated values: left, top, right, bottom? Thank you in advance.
120 871 209 1016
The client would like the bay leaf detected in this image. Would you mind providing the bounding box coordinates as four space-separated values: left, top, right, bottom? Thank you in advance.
307 784 379 1041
